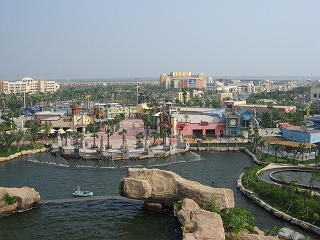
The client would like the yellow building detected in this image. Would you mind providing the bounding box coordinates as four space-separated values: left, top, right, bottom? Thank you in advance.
160 72 208 89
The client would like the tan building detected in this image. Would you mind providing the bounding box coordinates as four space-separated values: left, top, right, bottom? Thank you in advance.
0 77 60 94
160 72 208 89
311 87 320 103
177 91 191 103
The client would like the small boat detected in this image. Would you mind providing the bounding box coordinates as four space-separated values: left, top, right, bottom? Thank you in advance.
72 186 93 197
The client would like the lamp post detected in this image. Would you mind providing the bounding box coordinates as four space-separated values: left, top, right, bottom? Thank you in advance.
135 78 139 105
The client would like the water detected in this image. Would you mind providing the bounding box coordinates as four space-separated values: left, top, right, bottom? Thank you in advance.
0 151 318 239
272 170 320 188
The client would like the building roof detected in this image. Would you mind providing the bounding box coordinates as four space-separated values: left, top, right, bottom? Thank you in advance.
261 136 316 148
172 113 221 124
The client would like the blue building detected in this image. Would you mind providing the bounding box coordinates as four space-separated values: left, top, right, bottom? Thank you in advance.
281 124 320 148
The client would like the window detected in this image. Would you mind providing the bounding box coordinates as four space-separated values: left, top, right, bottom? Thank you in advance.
314 93 317 98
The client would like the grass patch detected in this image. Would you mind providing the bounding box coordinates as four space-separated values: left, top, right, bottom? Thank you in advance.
2 193 17 205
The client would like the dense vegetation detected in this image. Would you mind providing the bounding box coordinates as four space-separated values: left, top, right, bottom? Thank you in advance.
242 156 320 227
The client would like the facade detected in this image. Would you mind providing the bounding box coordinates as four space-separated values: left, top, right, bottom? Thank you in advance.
0 77 60 94
160 72 208 89
311 87 320 103
280 123 320 147
236 104 296 115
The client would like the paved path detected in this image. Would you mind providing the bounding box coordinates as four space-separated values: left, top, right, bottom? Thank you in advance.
83 118 145 149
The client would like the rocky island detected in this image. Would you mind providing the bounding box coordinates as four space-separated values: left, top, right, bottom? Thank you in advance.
0 187 40 216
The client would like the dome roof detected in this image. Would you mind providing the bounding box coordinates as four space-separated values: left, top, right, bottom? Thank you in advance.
221 87 230 93
213 81 222 87
22 77 33 82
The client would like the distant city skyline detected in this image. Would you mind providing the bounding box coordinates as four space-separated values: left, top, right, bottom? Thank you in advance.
1 0 319 81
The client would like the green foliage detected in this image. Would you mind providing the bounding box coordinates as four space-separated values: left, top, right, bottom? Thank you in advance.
2 193 16 205
264 226 282 236
0 144 44 157
181 221 189 233
242 165 320 227
173 200 182 211
204 196 219 213
220 208 255 235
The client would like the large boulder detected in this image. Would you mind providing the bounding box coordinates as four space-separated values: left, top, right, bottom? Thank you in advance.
177 198 225 240
0 187 40 216
119 168 234 209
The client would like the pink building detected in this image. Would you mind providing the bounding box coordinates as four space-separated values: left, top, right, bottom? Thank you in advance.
176 120 225 138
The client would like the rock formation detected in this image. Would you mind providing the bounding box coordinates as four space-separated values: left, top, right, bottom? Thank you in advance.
119 168 234 209
0 187 41 216
177 198 225 240
177 198 279 240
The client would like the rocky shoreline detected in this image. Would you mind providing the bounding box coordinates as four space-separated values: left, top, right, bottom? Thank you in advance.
0 147 47 162
0 187 41 217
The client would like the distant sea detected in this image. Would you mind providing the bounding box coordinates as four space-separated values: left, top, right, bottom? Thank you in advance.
53 76 320 83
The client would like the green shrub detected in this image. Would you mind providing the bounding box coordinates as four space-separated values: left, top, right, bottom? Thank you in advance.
2 193 17 205
220 207 255 235
173 200 182 211
204 195 219 213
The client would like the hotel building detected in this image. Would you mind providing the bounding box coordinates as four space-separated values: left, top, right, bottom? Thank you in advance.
0 77 60 94
159 72 209 89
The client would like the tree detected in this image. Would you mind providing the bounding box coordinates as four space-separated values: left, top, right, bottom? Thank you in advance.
26 120 42 145
135 131 144 148
118 128 128 147
73 131 84 147
2 132 15 152
91 132 99 148
273 144 282 162
308 170 320 196
296 143 307 161
12 129 24 151
184 114 189 123
151 131 160 146
41 121 51 145
142 114 152 133
105 127 114 149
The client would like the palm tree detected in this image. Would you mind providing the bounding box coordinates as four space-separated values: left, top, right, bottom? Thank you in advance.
184 114 189 123
105 127 114 149
142 114 152 134
151 131 160 146
135 131 144 148
13 129 24 151
118 128 128 148
273 144 282 162
296 143 307 161
91 132 99 148
308 170 320 195
3 132 15 153
26 120 42 145
41 121 51 145
73 131 84 147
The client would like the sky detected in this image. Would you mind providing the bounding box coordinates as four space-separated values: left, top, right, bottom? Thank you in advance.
0 0 319 81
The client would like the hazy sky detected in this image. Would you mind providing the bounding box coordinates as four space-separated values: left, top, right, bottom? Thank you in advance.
1 0 319 80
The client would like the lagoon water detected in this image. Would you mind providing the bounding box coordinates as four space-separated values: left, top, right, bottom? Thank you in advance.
0 151 317 239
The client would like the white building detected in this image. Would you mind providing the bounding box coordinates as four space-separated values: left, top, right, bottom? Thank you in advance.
0 77 60 94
